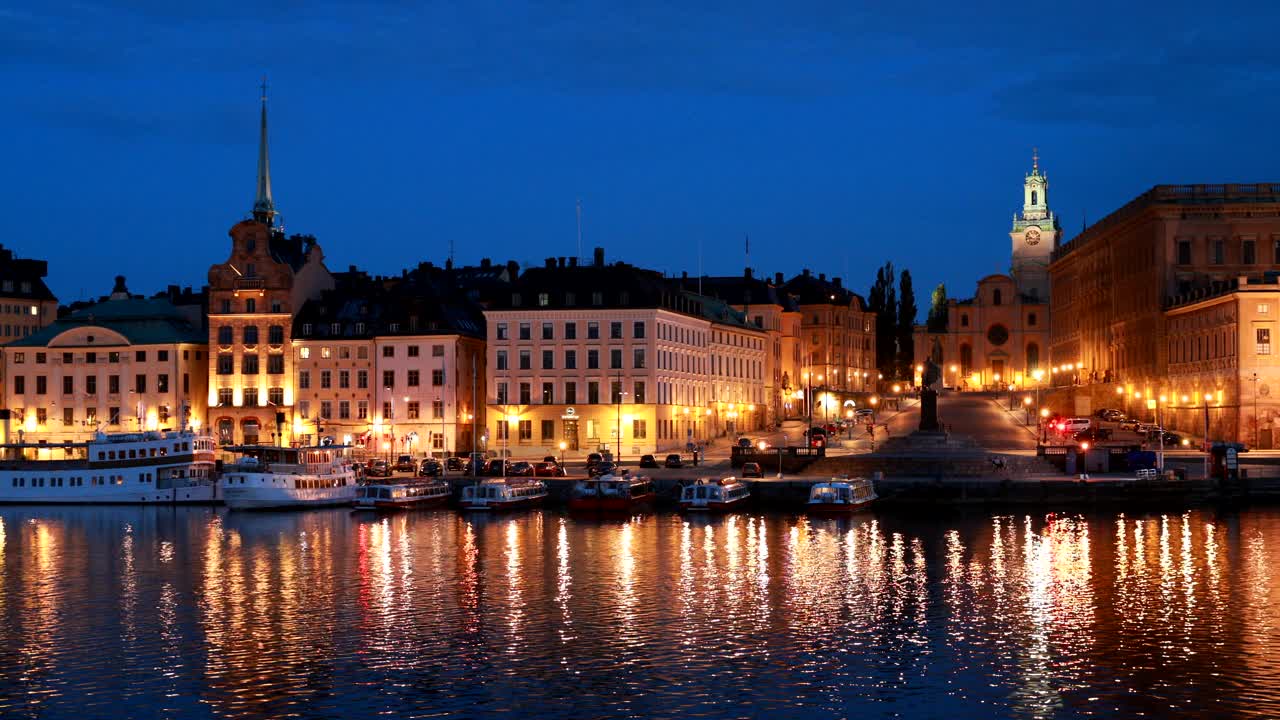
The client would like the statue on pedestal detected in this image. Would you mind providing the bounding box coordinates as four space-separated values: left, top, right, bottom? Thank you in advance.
919 357 942 432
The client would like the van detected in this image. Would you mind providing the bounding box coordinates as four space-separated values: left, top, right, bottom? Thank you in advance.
1061 417 1092 434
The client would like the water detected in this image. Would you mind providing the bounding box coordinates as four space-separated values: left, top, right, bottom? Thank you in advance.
0 506 1278 719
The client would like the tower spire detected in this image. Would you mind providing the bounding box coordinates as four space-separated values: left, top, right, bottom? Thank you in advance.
1032 146 1039 174
252 77 276 227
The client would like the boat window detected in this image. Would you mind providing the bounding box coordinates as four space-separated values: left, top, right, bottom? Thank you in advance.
696 486 706 499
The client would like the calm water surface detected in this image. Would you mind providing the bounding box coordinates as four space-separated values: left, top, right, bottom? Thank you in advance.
0 506 1278 719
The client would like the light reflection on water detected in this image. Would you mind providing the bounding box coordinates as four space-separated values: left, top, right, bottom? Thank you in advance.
0 508 1278 718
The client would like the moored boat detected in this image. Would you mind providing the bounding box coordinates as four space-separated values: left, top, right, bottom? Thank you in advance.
568 472 654 512
354 478 451 511
0 430 218 504
678 477 750 512
806 477 877 514
459 478 547 511
221 444 358 510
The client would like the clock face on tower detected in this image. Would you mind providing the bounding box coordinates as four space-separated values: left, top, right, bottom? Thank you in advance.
1025 227 1042 246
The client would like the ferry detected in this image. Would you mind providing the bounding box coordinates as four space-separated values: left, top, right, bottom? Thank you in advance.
678 477 750 512
806 477 877 515
0 430 217 504
221 444 358 510
354 478 451 511
568 472 655 512
458 478 548 511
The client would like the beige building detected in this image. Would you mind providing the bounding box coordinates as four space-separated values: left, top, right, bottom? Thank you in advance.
1 283 207 443
784 270 877 410
0 244 58 345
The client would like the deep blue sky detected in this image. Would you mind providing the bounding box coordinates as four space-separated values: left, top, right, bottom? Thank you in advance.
5 2 1280 313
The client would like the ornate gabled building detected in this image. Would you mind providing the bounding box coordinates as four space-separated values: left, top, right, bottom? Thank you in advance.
913 152 1055 390
205 89 334 446
0 244 58 344
783 269 877 405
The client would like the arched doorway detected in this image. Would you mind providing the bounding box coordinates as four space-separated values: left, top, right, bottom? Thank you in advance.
242 418 261 446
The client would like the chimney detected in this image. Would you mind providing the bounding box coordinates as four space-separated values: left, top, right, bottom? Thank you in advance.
545 257 556 269
445 258 453 270
682 271 688 280
833 277 842 289
506 260 519 279
569 257 578 268
481 258 491 269
803 269 811 277
593 247 605 267
818 272 826 281
558 257 566 268
774 272 784 285
744 267 753 279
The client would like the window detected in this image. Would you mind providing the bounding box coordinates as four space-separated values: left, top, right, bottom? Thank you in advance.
632 419 647 439
542 350 554 369
496 323 508 340
432 400 444 419
37 352 48 364
541 419 555 441
408 345 420 358
382 370 394 388
62 376 73 395
542 382 554 404
243 326 259 344
321 347 331 359
11 353 21 364
587 322 599 339
565 350 577 369
565 322 577 340
407 402 420 420
319 400 330 418
339 401 351 419
565 381 577 404
633 381 646 404
217 326 233 344
432 369 444 386
271 300 282 313
1260 304 1271 315
339 370 351 388
1258 328 1272 355
157 374 169 393
220 299 231 314
588 350 599 369
519 323 531 340
633 348 646 369
244 388 259 406
542 322 554 340
610 322 623 339
1242 239 1257 264
321 370 332 389
299 370 311 389
518 420 532 441
268 355 284 374
496 382 509 404
992 289 1002 306
62 408 74 427
268 387 283 405
408 370 420 387
109 407 120 425
519 350 531 370
610 381 623 404
610 349 622 369
245 298 256 313
519 383 531 404
588 381 599 404
12 376 22 394
1028 313 1037 327
961 315 969 328
432 344 445 357
1213 239 1225 265
242 355 259 374
35 376 47 395
357 400 369 419
299 347 311 360
633 321 645 339
357 370 368 389
497 350 508 370
496 421 509 441
383 402 392 420
382 346 394 358
86 376 96 394
269 325 284 344
538 293 550 307
592 292 603 306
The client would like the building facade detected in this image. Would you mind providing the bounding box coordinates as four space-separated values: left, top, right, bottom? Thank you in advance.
1 284 207 443
0 244 58 344
784 270 877 412
1049 183 1280 446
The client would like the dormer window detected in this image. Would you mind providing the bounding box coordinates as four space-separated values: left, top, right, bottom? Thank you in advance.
538 293 550 306
511 293 522 307
592 292 603 306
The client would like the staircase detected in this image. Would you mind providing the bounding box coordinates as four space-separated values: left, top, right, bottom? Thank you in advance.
808 431 1060 478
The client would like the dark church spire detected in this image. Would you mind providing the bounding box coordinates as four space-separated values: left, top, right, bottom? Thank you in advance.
252 77 276 227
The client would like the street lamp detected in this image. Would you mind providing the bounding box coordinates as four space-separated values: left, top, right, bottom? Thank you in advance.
1039 407 1050 443
1203 392 1213 480
1023 396 1032 424
558 440 567 466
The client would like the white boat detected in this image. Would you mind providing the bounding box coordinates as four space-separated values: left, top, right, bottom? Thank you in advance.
0 430 218 504
678 477 751 512
221 444 358 510
806 477 877 515
568 473 655 512
458 478 548 511
354 479 452 511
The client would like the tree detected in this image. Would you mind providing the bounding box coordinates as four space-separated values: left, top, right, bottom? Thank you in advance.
896 269 917 379
868 262 897 376
927 283 949 332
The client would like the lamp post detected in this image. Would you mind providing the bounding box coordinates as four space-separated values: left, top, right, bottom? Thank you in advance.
1023 396 1032 424
1032 369 1044 415
1203 392 1213 480
1039 407 1049 443
1153 395 1166 472
1249 372 1260 446
559 440 567 467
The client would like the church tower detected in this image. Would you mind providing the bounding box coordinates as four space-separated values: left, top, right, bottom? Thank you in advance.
252 79 276 227
1010 149 1060 301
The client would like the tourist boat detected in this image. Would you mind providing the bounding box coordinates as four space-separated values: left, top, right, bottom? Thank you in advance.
458 478 548 511
221 443 358 510
0 429 218 504
568 472 655 512
806 477 877 515
354 478 452 511
678 477 751 512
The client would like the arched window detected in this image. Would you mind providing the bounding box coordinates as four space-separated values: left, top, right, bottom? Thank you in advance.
960 344 973 373
993 288 1002 306
217 326 232 345
1026 343 1040 370
1028 312 1037 327
1031 191 1038 205
961 314 969 328
243 325 259 345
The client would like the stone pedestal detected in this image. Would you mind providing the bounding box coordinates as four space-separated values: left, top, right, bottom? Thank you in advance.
919 388 940 432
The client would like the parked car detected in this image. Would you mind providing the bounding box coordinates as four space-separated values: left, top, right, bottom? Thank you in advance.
740 462 763 478
1118 418 1142 432
534 461 565 477
1101 409 1126 422
639 454 660 468
507 461 534 477
394 455 417 473
585 452 603 471
664 453 683 468
1156 431 1185 446
483 458 507 476
445 456 464 472
806 427 828 448
1073 427 1112 442
419 458 443 477
1096 408 1121 419
590 461 617 477
366 459 392 477
1061 417 1092 434
736 437 754 450
855 407 875 418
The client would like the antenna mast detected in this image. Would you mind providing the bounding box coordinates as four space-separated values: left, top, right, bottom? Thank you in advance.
576 197 583 263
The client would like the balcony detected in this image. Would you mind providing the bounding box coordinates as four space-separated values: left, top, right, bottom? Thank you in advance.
235 277 266 291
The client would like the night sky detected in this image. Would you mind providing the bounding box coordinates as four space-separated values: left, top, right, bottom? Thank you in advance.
5 2 1280 314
